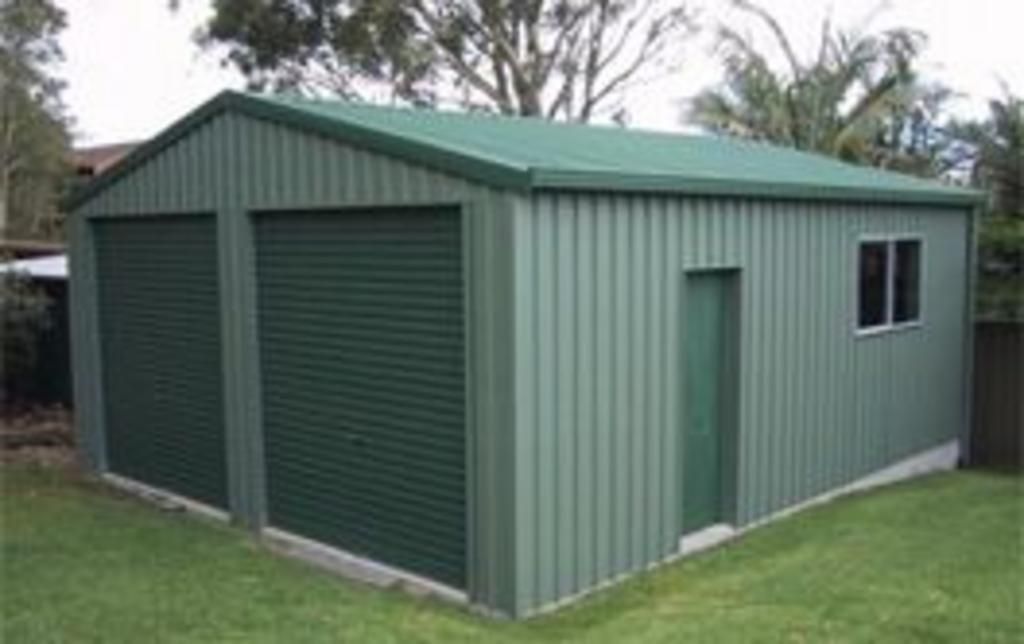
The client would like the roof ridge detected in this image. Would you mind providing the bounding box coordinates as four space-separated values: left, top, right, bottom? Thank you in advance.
258 91 692 137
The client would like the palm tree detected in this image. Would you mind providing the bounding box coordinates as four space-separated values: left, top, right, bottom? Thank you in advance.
689 0 949 177
948 89 1024 216
947 89 1024 319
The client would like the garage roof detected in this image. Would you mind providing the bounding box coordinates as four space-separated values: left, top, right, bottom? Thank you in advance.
70 90 981 209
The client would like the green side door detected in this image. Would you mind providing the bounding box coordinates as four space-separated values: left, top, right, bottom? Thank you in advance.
255 208 466 589
682 272 733 533
94 216 228 509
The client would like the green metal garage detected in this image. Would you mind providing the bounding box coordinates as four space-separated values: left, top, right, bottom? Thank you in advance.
69 91 979 617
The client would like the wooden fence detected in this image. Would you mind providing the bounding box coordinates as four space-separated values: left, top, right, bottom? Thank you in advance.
972 321 1023 470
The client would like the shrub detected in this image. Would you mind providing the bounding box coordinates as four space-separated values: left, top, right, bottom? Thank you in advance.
977 215 1024 321
1 270 53 409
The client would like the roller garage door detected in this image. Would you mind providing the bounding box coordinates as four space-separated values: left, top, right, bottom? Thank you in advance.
255 208 466 589
94 215 227 508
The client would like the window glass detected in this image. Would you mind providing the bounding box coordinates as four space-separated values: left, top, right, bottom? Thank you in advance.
858 241 889 329
894 240 921 323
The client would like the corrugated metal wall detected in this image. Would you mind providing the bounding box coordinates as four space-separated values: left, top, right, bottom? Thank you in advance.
510 192 969 613
72 112 518 612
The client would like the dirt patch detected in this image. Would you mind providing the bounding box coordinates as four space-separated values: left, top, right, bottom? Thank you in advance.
1 406 76 467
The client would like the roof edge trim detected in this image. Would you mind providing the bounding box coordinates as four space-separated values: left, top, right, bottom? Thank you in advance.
66 90 532 211
232 93 532 191
531 169 985 207
65 91 233 211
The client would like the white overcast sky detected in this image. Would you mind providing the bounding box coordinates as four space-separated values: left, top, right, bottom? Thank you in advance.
58 0 1024 145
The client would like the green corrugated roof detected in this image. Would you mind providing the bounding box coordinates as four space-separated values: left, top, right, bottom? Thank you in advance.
70 90 981 209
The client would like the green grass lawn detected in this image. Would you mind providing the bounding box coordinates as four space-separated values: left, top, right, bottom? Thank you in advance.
2 464 1021 643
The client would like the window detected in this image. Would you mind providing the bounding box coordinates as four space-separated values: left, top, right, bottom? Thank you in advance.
858 241 889 328
857 237 923 333
893 240 921 323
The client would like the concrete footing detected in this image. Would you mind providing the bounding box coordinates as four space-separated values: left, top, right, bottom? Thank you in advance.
101 440 960 619
102 473 229 522
262 526 467 606
676 439 960 555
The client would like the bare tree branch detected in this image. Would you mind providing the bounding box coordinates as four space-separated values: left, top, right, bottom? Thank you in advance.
407 1 510 111
580 2 691 121
200 0 696 122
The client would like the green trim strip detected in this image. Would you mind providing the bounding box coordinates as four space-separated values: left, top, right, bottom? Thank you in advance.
66 92 531 211
66 95 229 211
530 170 984 206
232 95 533 191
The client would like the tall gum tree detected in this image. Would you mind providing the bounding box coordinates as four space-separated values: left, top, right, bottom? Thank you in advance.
197 0 697 122
0 0 70 241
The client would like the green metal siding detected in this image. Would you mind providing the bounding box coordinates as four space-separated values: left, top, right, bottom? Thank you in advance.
511 193 970 614
71 111 517 613
93 215 227 508
255 207 466 588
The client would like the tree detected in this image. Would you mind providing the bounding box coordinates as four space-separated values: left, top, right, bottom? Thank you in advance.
947 89 1024 320
0 269 52 407
688 0 951 177
198 0 696 122
948 89 1023 216
0 0 71 241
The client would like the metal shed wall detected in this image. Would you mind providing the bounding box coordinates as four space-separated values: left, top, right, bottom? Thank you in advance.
69 110 517 612
509 193 970 614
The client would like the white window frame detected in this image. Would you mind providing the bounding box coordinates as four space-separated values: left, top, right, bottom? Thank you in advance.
855 234 925 337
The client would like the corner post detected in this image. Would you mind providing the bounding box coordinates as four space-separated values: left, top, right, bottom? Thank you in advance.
218 206 266 529
960 204 981 466
463 192 521 616
68 212 108 471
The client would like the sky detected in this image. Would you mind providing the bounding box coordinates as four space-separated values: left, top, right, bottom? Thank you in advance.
58 0 1024 146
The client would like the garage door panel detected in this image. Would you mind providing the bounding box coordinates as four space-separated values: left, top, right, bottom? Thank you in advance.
263 362 463 398
94 216 227 509
263 378 463 418
263 443 466 490
256 207 466 589
263 407 466 454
